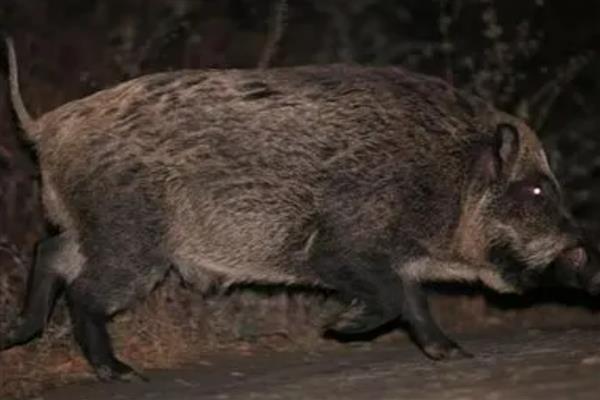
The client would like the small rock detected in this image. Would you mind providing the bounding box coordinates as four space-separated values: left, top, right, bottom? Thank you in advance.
580 355 600 365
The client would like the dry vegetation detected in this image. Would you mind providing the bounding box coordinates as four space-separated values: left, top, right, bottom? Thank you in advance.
0 0 599 398
1 282 335 398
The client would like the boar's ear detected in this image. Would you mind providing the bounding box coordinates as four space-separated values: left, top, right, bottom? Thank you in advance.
475 123 520 184
496 123 520 170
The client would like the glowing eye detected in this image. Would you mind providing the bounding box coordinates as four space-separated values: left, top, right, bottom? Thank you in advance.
532 186 543 196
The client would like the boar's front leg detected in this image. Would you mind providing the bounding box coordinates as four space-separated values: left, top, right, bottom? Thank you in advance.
392 243 473 360
400 277 472 360
1 235 67 350
313 254 406 335
313 251 471 360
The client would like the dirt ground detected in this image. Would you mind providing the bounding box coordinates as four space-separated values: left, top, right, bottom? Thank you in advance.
2 286 600 399
26 328 600 400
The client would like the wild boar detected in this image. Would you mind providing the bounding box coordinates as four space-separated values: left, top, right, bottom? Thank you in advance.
0 37 594 381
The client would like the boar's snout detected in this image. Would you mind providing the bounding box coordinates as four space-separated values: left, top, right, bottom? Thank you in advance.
552 244 600 294
555 246 588 271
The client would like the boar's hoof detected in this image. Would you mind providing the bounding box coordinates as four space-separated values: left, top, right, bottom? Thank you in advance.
585 273 600 295
327 317 379 336
325 300 385 335
0 317 40 350
422 340 473 361
94 360 147 382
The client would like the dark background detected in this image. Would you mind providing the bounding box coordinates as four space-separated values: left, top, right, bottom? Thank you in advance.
0 0 599 397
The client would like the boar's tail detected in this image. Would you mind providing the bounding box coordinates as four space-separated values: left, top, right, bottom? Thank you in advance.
4 37 38 141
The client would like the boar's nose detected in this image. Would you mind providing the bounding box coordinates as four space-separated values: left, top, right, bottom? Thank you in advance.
555 246 588 271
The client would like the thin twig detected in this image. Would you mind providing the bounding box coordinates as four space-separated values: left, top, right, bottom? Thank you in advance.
258 0 288 69
0 235 28 270
531 52 593 130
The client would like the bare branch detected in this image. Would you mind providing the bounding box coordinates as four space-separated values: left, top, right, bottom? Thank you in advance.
0 235 28 271
258 0 288 70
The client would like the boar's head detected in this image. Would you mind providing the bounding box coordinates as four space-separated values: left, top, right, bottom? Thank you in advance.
472 122 595 293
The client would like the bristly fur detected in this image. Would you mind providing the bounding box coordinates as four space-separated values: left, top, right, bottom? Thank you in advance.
2 37 590 378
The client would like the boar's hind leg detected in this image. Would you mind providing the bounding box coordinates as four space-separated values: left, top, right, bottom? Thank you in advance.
66 261 163 382
66 249 168 381
66 292 144 381
63 192 170 381
401 279 472 360
1 235 69 350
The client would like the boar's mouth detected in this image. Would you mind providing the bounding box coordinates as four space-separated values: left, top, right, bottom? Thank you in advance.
490 243 595 292
489 244 556 290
